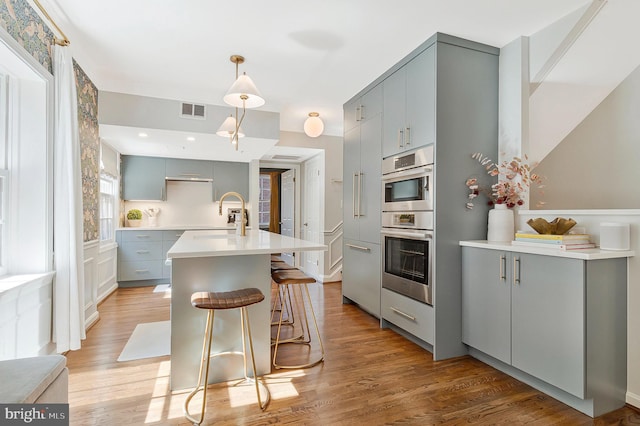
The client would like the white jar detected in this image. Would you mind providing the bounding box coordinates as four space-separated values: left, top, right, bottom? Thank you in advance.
487 204 515 242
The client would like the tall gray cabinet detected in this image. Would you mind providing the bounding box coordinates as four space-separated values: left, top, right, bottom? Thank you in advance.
342 33 499 359
342 85 383 317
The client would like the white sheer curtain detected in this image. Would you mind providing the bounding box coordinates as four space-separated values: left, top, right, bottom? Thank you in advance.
52 44 86 353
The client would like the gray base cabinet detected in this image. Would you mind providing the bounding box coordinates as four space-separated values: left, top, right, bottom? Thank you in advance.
462 246 627 417
343 240 380 317
116 229 185 286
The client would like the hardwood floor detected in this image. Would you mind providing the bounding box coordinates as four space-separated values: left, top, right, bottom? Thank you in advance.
65 283 640 425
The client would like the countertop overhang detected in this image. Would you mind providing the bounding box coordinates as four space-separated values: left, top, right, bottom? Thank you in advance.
460 240 635 260
167 229 327 258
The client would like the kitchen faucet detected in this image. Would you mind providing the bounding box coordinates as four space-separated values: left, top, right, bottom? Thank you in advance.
218 192 246 236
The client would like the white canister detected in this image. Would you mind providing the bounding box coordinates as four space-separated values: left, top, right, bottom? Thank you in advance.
599 223 630 251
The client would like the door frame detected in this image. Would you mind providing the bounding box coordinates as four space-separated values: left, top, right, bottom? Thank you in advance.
258 161 302 241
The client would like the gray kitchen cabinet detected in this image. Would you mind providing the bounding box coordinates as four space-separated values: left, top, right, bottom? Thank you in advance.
121 155 166 201
382 46 435 158
116 230 165 285
343 111 382 244
461 247 511 364
461 245 628 417
343 240 380 317
344 33 500 358
165 158 213 180
213 161 249 201
344 85 383 133
343 84 382 317
117 229 187 286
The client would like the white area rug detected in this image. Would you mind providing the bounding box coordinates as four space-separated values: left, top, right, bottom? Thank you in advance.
153 284 171 293
117 320 170 362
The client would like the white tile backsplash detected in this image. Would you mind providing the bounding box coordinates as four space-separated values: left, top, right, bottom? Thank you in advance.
124 180 248 228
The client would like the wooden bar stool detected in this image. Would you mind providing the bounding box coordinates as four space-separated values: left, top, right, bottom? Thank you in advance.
271 269 325 369
183 288 270 425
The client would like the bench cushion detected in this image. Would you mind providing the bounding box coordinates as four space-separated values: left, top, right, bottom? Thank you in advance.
0 355 67 403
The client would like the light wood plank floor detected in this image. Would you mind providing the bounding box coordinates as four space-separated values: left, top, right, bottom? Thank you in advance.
66 283 640 425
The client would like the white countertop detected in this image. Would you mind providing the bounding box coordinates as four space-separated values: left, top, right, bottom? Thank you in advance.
460 240 635 260
117 225 247 231
167 229 327 258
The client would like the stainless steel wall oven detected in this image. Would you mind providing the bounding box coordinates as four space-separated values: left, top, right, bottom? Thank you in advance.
381 211 433 305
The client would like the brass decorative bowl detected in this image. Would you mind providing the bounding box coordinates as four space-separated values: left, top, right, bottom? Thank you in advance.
527 217 577 235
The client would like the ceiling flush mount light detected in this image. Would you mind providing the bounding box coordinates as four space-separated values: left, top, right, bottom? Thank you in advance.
138 132 148 138
304 112 324 138
216 55 264 150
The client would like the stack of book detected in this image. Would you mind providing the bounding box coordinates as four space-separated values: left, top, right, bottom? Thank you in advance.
513 232 596 250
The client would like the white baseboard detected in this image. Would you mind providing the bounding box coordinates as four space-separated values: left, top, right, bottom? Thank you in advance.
319 267 342 283
97 283 118 305
85 311 100 331
626 391 640 409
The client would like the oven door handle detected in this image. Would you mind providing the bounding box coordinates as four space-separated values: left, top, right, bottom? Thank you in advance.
382 166 432 182
381 229 432 240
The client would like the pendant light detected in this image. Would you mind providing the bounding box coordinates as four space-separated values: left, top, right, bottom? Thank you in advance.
216 55 265 150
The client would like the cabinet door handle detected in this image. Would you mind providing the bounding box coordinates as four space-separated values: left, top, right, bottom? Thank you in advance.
355 105 362 122
358 172 364 217
499 255 506 281
513 256 521 285
136 250 150 254
398 129 404 148
136 235 150 239
135 269 150 273
346 243 370 252
405 127 411 146
352 173 358 218
360 105 365 121
390 307 416 322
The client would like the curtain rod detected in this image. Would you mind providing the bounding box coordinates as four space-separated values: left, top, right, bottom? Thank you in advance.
32 0 70 46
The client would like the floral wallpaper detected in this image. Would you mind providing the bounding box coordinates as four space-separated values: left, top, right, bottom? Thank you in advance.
0 0 53 74
0 0 100 242
75 60 99 242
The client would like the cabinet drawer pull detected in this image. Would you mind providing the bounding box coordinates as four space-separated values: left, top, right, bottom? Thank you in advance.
513 257 521 284
136 250 150 254
500 255 506 281
135 269 150 273
136 235 151 239
390 307 416 322
346 243 370 252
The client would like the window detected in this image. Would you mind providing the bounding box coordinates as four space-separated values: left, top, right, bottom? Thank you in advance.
100 142 119 243
0 171 7 276
99 174 117 241
258 174 271 228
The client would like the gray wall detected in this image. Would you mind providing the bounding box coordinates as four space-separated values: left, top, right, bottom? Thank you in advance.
530 64 640 209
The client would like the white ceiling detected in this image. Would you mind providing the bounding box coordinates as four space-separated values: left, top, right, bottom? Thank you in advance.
36 0 590 160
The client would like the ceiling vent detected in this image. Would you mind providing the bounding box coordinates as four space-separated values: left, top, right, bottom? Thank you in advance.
180 102 206 120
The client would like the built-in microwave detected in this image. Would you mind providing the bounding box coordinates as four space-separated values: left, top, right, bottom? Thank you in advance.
382 146 434 212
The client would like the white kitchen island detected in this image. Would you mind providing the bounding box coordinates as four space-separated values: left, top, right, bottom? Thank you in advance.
166 229 326 391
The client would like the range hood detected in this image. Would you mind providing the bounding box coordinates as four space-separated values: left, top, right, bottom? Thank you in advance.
165 176 213 182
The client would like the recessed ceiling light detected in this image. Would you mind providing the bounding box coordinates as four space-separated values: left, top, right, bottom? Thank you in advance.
138 132 148 138
186 136 196 141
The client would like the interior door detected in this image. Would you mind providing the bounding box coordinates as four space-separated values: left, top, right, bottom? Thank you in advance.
279 169 295 265
302 155 322 278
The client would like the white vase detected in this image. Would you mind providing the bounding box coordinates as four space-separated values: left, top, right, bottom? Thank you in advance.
487 204 514 242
